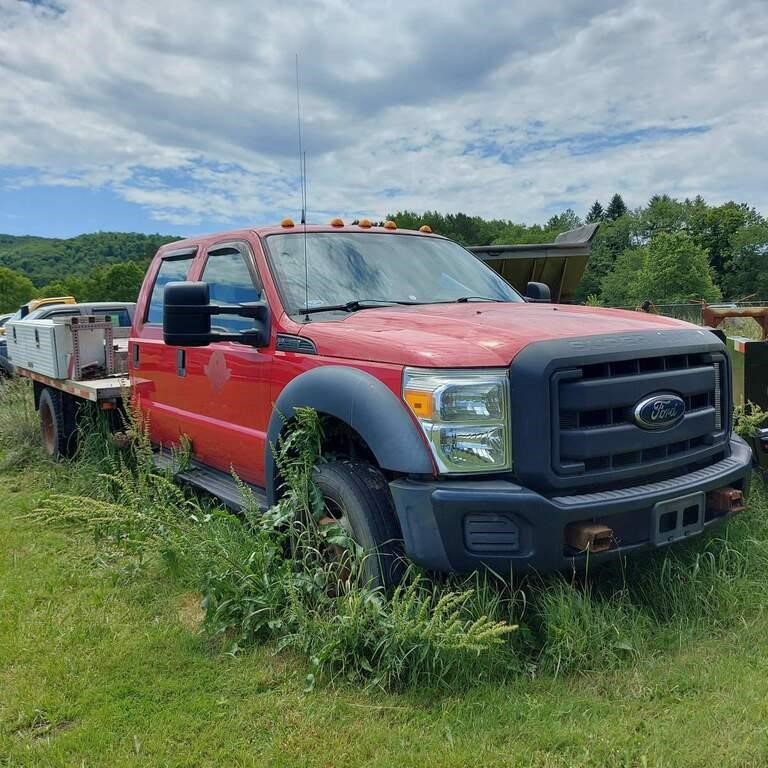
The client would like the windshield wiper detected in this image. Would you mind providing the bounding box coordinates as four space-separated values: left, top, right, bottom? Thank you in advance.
299 299 419 315
453 296 504 303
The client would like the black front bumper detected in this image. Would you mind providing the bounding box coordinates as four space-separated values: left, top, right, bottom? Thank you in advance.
389 436 753 574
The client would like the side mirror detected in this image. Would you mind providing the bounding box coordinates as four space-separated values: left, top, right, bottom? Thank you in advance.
526 282 551 303
163 281 270 348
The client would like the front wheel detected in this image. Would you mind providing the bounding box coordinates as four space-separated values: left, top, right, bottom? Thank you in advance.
313 460 405 588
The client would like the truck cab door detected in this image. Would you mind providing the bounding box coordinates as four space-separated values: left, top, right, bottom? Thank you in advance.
131 248 198 448
180 241 272 486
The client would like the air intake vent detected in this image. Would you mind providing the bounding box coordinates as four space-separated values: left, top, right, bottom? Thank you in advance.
276 334 317 354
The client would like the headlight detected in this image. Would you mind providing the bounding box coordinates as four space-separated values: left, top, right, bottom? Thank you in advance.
403 368 511 473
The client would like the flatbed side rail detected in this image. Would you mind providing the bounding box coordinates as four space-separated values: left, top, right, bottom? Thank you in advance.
15 366 130 403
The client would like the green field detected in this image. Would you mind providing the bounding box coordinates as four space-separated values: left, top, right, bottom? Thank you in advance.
3 400 768 766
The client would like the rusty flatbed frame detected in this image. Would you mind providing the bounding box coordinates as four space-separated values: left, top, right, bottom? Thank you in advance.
16 367 130 403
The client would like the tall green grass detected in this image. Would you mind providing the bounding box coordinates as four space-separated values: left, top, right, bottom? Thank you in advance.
19 397 518 690
3 377 768 690
0 377 39 470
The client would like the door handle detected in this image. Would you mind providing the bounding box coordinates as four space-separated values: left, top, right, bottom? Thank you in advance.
132 342 140 369
176 349 186 377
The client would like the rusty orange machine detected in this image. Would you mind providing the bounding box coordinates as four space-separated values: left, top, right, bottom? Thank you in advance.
702 303 768 341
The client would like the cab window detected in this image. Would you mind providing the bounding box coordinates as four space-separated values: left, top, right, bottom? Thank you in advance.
146 253 196 324
201 246 261 334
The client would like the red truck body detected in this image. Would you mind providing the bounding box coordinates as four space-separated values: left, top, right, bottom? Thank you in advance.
123 222 752 579
131 225 691 486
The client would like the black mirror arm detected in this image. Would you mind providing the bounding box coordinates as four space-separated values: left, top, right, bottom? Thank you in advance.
169 304 241 317
166 303 259 318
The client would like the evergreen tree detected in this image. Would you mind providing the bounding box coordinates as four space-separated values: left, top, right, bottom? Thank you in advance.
604 193 627 221
586 200 604 223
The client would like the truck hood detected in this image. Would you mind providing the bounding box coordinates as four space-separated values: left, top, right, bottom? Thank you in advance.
298 303 696 367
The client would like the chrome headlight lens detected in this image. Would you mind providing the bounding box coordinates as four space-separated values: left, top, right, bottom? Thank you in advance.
403 368 511 473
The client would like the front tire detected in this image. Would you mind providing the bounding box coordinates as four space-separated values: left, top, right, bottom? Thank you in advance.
313 460 405 587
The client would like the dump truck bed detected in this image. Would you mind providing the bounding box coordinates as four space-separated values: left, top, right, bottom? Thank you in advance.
470 223 598 302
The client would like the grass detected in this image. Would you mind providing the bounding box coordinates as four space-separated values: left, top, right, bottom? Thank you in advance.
4 379 768 765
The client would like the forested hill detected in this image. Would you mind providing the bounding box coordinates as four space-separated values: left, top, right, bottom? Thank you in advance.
0 192 766 314
0 232 179 287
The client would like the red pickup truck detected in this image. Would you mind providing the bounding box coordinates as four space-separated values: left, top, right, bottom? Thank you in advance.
116 218 751 583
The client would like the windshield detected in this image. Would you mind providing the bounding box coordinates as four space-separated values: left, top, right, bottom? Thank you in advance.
264 232 522 314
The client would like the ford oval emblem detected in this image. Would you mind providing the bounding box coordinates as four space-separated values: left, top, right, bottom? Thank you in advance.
633 393 686 430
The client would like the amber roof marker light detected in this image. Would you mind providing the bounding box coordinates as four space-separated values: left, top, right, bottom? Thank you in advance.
281 217 295 228
419 225 432 233
384 220 397 230
330 217 345 227
358 218 372 228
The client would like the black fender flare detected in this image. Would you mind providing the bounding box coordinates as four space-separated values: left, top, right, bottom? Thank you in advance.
265 366 434 505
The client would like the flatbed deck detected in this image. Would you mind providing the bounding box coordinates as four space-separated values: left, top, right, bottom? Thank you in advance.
16 367 130 403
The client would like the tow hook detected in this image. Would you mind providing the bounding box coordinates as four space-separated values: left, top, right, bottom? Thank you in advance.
707 486 746 515
565 522 615 553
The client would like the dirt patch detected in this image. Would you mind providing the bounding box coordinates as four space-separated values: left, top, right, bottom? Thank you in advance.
13 710 75 741
177 593 205 632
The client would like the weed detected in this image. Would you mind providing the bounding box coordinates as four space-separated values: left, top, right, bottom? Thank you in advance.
291 576 518 691
27 401 520 690
734 401 768 438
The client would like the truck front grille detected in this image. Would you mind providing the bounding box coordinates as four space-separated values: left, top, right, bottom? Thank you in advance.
554 352 728 480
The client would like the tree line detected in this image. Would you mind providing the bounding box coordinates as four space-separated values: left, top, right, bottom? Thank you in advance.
392 193 767 306
0 195 765 313
0 232 177 313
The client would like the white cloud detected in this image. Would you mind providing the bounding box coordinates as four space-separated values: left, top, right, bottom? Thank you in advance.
0 0 766 230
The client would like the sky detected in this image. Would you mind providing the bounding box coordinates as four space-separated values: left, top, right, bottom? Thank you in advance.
0 0 766 238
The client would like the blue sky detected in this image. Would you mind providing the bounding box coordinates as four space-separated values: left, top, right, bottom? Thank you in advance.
0 0 766 238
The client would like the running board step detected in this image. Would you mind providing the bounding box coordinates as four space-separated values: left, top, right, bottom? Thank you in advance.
152 450 268 512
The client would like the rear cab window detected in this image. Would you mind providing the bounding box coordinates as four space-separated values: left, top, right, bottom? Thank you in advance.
145 250 197 324
201 244 262 334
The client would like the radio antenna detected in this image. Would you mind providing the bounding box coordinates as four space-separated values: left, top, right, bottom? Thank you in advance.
295 54 310 321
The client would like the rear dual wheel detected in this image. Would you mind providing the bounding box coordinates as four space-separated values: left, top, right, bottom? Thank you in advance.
38 387 78 460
